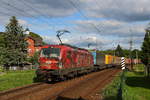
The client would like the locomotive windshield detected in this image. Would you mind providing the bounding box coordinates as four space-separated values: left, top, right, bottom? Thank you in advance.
40 47 60 58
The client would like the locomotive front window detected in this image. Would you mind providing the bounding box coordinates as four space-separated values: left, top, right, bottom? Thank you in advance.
40 47 60 58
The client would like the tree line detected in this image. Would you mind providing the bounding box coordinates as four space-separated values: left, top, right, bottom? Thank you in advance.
100 45 141 59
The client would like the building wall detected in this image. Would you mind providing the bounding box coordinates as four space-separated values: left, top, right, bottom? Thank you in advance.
26 37 42 56
26 38 35 56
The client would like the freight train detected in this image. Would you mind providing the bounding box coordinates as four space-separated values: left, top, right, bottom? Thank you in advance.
35 44 139 82
36 44 93 81
91 52 121 69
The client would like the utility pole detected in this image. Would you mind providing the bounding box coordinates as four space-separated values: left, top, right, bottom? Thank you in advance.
113 42 116 64
96 38 98 51
113 42 116 57
136 51 138 64
129 29 133 70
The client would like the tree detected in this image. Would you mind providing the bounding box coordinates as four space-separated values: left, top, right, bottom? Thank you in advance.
27 52 40 68
0 32 5 47
131 49 140 59
123 49 130 58
141 28 150 76
3 16 27 69
115 44 125 57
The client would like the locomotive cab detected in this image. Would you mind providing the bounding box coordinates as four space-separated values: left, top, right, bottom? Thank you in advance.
39 47 62 70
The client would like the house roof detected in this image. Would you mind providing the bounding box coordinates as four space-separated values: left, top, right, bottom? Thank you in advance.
26 35 43 46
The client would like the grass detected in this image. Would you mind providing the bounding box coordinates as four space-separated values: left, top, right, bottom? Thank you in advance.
0 70 36 91
102 72 122 100
102 64 150 100
123 64 150 100
133 64 145 72
0 66 3 72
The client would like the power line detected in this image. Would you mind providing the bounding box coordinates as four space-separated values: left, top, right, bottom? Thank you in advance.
22 0 91 36
21 0 77 32
68 0 101 34
0 0 57 31
129 28 133 70
21 0 55 25
0 0 33 17
0 11 11 16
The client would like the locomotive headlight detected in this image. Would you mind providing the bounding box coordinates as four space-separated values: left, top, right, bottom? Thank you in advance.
46 61 51 64
59 62 63 69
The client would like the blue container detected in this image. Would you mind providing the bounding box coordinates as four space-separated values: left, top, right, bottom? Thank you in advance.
91 51 96 65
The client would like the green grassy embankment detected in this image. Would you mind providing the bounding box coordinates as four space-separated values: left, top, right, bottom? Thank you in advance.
0 70 36 91
123 64 150 100
102 64 150 100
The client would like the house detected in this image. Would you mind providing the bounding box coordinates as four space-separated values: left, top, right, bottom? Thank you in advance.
25 36 42 56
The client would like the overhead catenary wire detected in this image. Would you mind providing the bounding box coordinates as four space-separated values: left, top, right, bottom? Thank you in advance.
0 0 94 47
67 0 106 50
94 0 128 50
21 0 89 43
0 0 33 17
0 0 107 47
0 11 11 16
20 0 79 44
0 0 43 25
0 0 56 31
68 0 101 34
21 0 77 32
21 0 55 25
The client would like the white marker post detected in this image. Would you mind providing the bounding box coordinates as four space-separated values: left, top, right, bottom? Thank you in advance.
121 57 126 70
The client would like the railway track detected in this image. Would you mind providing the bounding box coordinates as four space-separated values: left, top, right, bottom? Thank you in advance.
0 82 49 100
0 68 120 100
48 68 120 100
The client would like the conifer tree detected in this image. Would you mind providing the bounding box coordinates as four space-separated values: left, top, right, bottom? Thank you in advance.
3 16 27 69
115 44 125 57
141 28 150 76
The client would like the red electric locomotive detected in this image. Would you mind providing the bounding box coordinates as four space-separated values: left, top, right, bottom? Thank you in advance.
36 44 94 81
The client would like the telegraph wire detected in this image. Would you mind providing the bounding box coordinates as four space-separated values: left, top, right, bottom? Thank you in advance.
68 0 104 50
21 0 76 32
68 0 101 34
0 0 56 31
0 11 11 16
21 0 55 26
0 0 33 17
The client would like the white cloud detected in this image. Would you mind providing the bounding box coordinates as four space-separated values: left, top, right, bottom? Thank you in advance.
75 19 147 37
18 19 28 25
0 0 148 50
79 0 150 21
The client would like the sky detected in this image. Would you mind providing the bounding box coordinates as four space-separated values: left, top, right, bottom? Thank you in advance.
0 0 149 50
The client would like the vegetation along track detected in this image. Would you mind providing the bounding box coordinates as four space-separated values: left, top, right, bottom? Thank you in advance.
0 68 120 100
